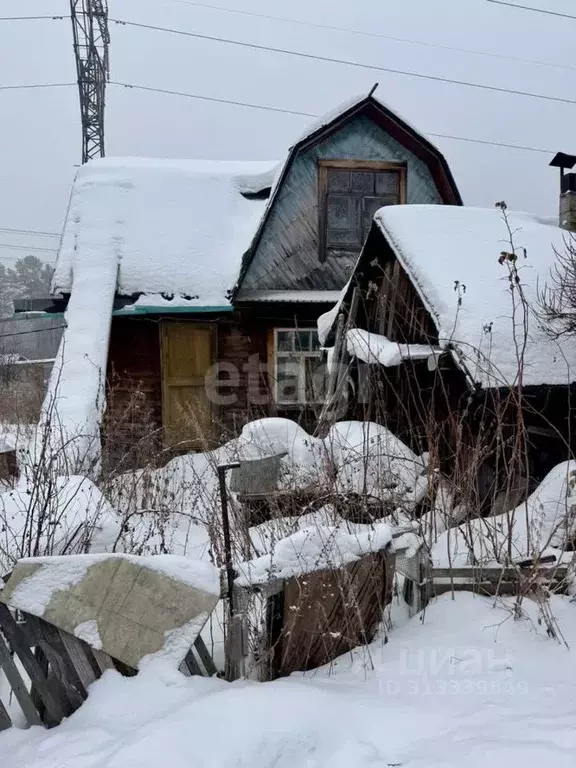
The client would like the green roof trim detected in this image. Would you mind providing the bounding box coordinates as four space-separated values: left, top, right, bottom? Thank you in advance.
112 305 233 317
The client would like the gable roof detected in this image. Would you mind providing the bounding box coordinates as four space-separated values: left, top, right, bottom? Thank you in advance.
51 157 278 309
322 204 575 388
233 91 462 299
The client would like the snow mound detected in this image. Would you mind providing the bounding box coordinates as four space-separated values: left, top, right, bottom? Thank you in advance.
112 419 429 530
325 421 428 504
3 592 576 767
237 417 327 490
0 475 119 575
432 460 576 566
236 520 392 586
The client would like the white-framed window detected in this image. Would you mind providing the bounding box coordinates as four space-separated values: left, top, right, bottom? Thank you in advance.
274 328 327 405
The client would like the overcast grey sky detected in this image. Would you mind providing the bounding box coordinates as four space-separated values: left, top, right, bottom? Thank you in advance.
1 0 575 267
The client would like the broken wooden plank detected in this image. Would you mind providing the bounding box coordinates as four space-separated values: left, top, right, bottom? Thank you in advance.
90 648 115 675
26 615 84 713
432 566 567 581
0 631 41 727
30 645 49 723
0 604 67 726
194 635 218 677
0 696 11 731
58 630 98 692
182 648 203 677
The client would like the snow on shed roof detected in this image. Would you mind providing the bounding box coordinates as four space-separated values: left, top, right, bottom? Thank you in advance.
52 157 278 307
374 205 575 387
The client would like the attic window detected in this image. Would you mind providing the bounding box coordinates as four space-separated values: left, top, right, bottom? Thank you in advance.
319 160 406 260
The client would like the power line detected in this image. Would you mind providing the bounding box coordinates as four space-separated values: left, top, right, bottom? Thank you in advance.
0 243 58 253
0 15 67 21
110 18 576 108
112 82 316 117
0 326 66 340
422 131 555 155
0 227 61 239
111 82 560 155
162 0 576 73
485 1 576 20
0 83 75 92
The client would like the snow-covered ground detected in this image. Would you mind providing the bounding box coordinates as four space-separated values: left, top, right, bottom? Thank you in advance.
2 591 576 767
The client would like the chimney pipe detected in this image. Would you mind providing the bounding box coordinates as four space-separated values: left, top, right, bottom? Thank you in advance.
560 174 576 232
550 152 576 231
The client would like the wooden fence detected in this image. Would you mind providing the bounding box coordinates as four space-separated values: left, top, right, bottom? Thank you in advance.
0 602 216 731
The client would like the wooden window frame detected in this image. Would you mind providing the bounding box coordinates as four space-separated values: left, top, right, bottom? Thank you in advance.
318 160 407 262
273 327 325 406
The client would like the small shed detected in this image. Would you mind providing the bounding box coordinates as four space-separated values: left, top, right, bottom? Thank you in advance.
319 205 576 503
230 522 395 680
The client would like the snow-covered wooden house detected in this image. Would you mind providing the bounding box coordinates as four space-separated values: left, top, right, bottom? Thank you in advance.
41 91 461 469
318 204 576 500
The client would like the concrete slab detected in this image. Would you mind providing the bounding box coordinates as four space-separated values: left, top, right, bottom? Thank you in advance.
0 554 220 670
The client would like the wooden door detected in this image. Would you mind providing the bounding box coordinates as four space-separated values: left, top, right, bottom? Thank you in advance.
161 323 214 450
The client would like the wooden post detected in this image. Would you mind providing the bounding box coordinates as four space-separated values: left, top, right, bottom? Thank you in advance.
194 635 218 677
0 696 11 731
58 630 98 691
316 312 345 435
25 616 84 713
30 646 49 723
90 648 115 675
331 287 360 418
0 632 42 727
0 604 67 725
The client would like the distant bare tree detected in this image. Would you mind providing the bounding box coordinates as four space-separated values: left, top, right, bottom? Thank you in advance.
539 234 576 337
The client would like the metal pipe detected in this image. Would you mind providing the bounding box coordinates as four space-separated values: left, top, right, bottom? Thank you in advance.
217 461 240 616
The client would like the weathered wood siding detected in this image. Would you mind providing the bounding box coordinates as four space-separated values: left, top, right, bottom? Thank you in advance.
340 232 469 462
348 228 439 346
242 114 444 293
104 317 163 470
103 305 330 468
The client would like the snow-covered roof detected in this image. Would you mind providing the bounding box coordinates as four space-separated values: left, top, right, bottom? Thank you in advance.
52 157 278 307
235 521 393 587
374 205 575 387
294 90 439 154
237 290 342 303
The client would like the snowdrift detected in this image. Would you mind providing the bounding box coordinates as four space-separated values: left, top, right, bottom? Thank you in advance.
3 592 576 767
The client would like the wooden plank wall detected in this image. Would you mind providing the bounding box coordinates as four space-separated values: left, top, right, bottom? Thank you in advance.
103 306 331 469
275 551 392 677
370 260 439 344
241 115 445 294
104 317 163 471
